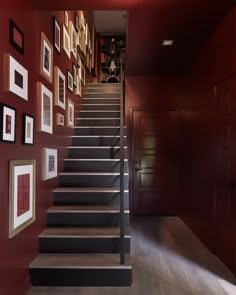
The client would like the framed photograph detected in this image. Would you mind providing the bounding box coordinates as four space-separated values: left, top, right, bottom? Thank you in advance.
67 70 73 93
75 12 79 32
67 99 74 128
75 75 81 97
64 11 69 28
9 159 36 238
72 63 77 87
9 19 24 54
54 66 65 110
56 113 64 126
69 21 77 60
37 83 53 134
63 25 70 59
0 103 16 143
42 148 58 180
53 17 61 54
22 114 34 145
77 29 81 49
81 62 86 86
7 54 28 100
40 32 53 84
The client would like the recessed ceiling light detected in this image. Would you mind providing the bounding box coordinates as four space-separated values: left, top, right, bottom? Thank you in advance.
162 40 175 46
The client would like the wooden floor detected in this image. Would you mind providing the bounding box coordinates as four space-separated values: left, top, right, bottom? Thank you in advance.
29 217 236 295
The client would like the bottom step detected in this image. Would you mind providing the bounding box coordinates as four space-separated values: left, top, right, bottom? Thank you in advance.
30 253 132 287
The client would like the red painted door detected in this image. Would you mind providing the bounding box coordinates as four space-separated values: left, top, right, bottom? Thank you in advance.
131 110 181 215
215 75 236 273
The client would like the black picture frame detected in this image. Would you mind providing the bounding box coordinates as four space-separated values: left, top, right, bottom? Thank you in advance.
53 16 61 54
75 12 79 32
72 63 77 87
0 103 16 143
22 113 34 145
9 19 24 55
67 70 73 93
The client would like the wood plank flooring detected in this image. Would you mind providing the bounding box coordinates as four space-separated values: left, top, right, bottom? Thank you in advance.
29 217 236 295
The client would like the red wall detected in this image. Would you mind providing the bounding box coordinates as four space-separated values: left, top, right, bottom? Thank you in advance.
0 2 83 294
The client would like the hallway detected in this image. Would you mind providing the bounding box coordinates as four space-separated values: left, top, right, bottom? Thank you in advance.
29 217 236 295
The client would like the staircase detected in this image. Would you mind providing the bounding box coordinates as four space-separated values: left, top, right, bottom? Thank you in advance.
29 83 132 287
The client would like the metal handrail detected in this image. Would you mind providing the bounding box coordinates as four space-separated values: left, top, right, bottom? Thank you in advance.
119 57 125 265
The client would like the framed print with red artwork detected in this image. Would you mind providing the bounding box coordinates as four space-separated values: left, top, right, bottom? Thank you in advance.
0 103 16 143
9 19 24 54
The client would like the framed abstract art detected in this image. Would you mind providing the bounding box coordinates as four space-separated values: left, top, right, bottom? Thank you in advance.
22 114 34 145
9 19 24 54
40 32 53 83
42 148 58 180
0 103 16 143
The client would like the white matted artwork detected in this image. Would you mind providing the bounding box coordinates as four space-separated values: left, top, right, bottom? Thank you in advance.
37 83 53 134
67 99 74 128
7 54 28 100
22 114 34 145
63 25 70 59
56 113 65 126
9 159 36 238
54 66 65 110
75 75 81 97
40 32 53 84
69 21 77 60
42 148 58 180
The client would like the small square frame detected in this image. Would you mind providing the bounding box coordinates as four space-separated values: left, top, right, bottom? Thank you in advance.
56 113 65 126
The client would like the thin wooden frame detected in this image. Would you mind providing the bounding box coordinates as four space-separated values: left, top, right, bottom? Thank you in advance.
75 12 79 32
63 25 70 59
69 21 77 60
0 103 16 143
9 19 24 54
9 159 36 238
42 148 58 180
72 63 77 87
75 75 81 97
67 99 74 128
67 70 73 93
22 113 34 145
53 16 61 54
54 66 66 110
37 82 53 134
64 11 69 28
56 113 65 126
40 32 53 83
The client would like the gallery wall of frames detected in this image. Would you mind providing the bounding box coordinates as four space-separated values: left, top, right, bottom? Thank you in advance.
0 3 97 295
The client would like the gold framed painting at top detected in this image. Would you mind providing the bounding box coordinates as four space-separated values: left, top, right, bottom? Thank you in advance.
40 32 53 83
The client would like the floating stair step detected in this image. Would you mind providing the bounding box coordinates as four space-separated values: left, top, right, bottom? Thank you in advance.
83 93 120 98
71 135 127 146
75 118 120 126
68 146 128 159
53 187 129 206
74 126 126 136
30 253 132 286
64 158 128 172
47 205 130 227
81 98 120 104
81 104 120 111
59 172 128 188
79 111 120 118
39 227 130 253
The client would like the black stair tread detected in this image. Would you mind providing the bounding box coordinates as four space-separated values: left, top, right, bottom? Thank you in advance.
71 135 125 137
30 253 131 269
59 172 128 175
68 146 127 148
39 227 130 237
64 158 128 161
47 205 130 213
74 126 126 128
53 187 129 192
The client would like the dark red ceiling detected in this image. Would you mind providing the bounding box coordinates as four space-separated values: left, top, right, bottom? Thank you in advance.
34 0 235 74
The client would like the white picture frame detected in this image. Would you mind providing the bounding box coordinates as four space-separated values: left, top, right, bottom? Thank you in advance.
69 21 77 60
56 113 65 126
67 99 74 128
63 25 70 59
54 66 66 110
40 32 53 84
42 148 58 180
23 114 34 145
7 54 28 101
75 76 81 97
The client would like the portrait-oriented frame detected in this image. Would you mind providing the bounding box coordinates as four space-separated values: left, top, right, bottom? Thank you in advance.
0 103 16 143
54 66 66 110
53 17 61 54
67 70 73 93
40 32 53 83
67 99 74 128
42 148 58 180
9 19 24 54
69 21 77 60
9 159 36 238
63 25 70 59
22 114 34 145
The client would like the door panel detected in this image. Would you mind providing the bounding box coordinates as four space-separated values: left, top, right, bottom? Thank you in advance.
131 110 181 214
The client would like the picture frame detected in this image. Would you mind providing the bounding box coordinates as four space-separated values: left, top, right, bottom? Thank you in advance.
53 16 61 54
81 62 86 86
69 21 77 60
37 82 53 134
72 63 77 87
67 70 73 93
22 114 34 145
64 11 69 28
56 113 65 126
9 19 24 54
42 148 58 180
40 32 53 84
9 159 36 238
75 75 81 97
6 54 28 101
67 99 74 128
54 66 66 110
77 29 81 49
63 25 70 59
0 103 16 143
75 12 79 32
